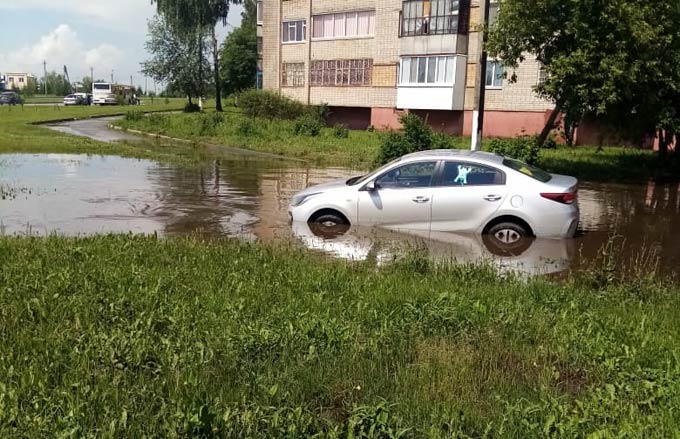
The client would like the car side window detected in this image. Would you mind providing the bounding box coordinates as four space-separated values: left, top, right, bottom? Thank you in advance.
375 161 438 189
438 161 505 186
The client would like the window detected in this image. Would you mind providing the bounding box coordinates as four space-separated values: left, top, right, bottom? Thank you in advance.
399 56 455 85
376 161 438 189
537 65 548 86
503 158 552 183
282 63 305 87
310 59 373 86
312 11 375 39
485 60 504 88
282 20 306 43
19 77 24 83
401 0 460 36
438 162 505 186
257 0 263 24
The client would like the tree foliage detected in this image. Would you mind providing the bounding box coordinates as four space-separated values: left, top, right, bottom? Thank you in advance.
219 1 257 96
151 0 243 111
141 16 213 105
487 0 680 154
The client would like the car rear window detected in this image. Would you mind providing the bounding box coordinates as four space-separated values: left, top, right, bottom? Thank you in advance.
503 158 552 182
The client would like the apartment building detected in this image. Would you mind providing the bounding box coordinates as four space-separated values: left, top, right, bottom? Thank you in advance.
261 0 554 137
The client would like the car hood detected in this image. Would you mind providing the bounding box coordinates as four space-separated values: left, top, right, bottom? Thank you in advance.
294 177 355 197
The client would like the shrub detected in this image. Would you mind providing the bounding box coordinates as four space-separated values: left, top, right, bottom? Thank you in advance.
376 113 453 164
195 112 224 136
488 136 541 164
238 89 305 120
293 113 324 137
184 102 201 113
543 133 558 149
306 103 330 122
124 110 144 122
333 124 349 139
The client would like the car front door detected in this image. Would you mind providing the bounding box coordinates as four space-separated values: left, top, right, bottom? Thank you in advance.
430 161 508 232
357 160 439 231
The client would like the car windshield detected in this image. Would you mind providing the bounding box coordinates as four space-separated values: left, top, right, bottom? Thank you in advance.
348 158 403 186
503 158 552 182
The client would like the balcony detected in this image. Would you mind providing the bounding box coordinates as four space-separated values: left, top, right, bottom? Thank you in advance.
396 55 466 111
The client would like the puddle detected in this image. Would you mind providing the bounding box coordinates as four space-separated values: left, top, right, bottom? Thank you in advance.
1 153 679 276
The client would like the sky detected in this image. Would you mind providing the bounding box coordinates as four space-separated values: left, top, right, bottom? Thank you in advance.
0 0 243 90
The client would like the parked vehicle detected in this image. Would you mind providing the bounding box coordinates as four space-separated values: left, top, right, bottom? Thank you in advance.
63 94 80 105
0 91 22 105
289 150 579 242
92 82 117 105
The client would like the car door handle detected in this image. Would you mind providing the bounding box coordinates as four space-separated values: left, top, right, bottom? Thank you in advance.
412 196 430 203
484 195 502 202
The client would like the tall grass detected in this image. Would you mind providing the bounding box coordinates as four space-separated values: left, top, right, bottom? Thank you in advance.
1 235 679 437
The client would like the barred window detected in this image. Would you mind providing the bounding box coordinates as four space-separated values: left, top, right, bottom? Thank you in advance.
401 0 460 36
310 59 373 86
282 63 305 87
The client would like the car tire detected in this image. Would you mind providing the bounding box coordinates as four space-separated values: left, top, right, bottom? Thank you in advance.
309 213 350 238
483 222 532 257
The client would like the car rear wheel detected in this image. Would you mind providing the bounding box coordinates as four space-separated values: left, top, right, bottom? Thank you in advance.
484 222 532 256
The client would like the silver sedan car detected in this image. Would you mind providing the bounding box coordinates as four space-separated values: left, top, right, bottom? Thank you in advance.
289 150 579 243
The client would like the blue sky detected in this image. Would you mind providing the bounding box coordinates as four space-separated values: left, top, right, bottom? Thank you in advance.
0 0 243 89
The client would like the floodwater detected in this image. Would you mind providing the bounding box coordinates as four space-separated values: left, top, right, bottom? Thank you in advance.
1 153 679 276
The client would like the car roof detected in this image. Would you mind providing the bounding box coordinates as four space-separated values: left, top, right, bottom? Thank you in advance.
402 149 505 165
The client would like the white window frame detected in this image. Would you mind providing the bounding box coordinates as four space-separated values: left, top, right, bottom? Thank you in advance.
312 10 376 41
485 60 504 89
256 0 264 25
398 55 456 86
282 20 306 44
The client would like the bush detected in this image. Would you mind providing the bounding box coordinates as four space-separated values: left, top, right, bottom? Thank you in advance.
333 124 349 138
488 136 541 165
376 113 456 164
183 102 201 113
238 89 305 120
195 112 224 136
124 110 144 122
293 113 324 137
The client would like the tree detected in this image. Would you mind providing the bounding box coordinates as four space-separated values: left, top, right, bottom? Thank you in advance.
152 0 243 112
141 16 213 105
219 2 257 97
486 0 680 152
41 71 72 96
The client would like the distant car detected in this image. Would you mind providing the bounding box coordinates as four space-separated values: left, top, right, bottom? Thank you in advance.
289 150 580 241
0 91 21 105
64 93 90 105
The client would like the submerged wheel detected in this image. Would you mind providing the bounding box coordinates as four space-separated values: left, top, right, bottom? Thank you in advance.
308 212 350 238
483 222 532 256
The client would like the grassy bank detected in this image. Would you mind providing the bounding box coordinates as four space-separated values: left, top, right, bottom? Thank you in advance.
1 234 679 437
114 111 662 181
0 99 227 166
22 95 64 104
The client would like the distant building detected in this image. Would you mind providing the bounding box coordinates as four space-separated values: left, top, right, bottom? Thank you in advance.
4 72 36 90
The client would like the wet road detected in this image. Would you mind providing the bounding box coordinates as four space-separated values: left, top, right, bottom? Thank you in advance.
44 117 140 143
1 153 679 276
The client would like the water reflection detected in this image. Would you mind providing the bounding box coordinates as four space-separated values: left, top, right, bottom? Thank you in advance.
1 153 679 276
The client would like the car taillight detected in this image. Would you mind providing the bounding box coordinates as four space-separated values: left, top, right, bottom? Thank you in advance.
541 192 577 204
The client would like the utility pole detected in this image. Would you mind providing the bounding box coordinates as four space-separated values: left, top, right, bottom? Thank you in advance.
145 76 148 96
43 60 47 95
90 67 94 82
471 0 491 151
111 70 114 84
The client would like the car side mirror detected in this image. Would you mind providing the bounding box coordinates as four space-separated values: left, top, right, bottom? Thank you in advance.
364 181 379 192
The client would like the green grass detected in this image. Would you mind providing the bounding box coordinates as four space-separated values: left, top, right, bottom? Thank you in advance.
22 95 64 104
0 99 228 167
114 111 664 181
0 234 679 437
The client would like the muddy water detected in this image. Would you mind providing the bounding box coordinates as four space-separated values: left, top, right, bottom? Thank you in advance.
1 153 679 276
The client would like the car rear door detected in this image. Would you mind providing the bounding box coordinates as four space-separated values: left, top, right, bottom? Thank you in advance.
357 160 439 231
430 160 508 232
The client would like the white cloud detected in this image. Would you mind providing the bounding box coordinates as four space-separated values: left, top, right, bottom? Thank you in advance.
0 25 125 80
0 0 156 32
